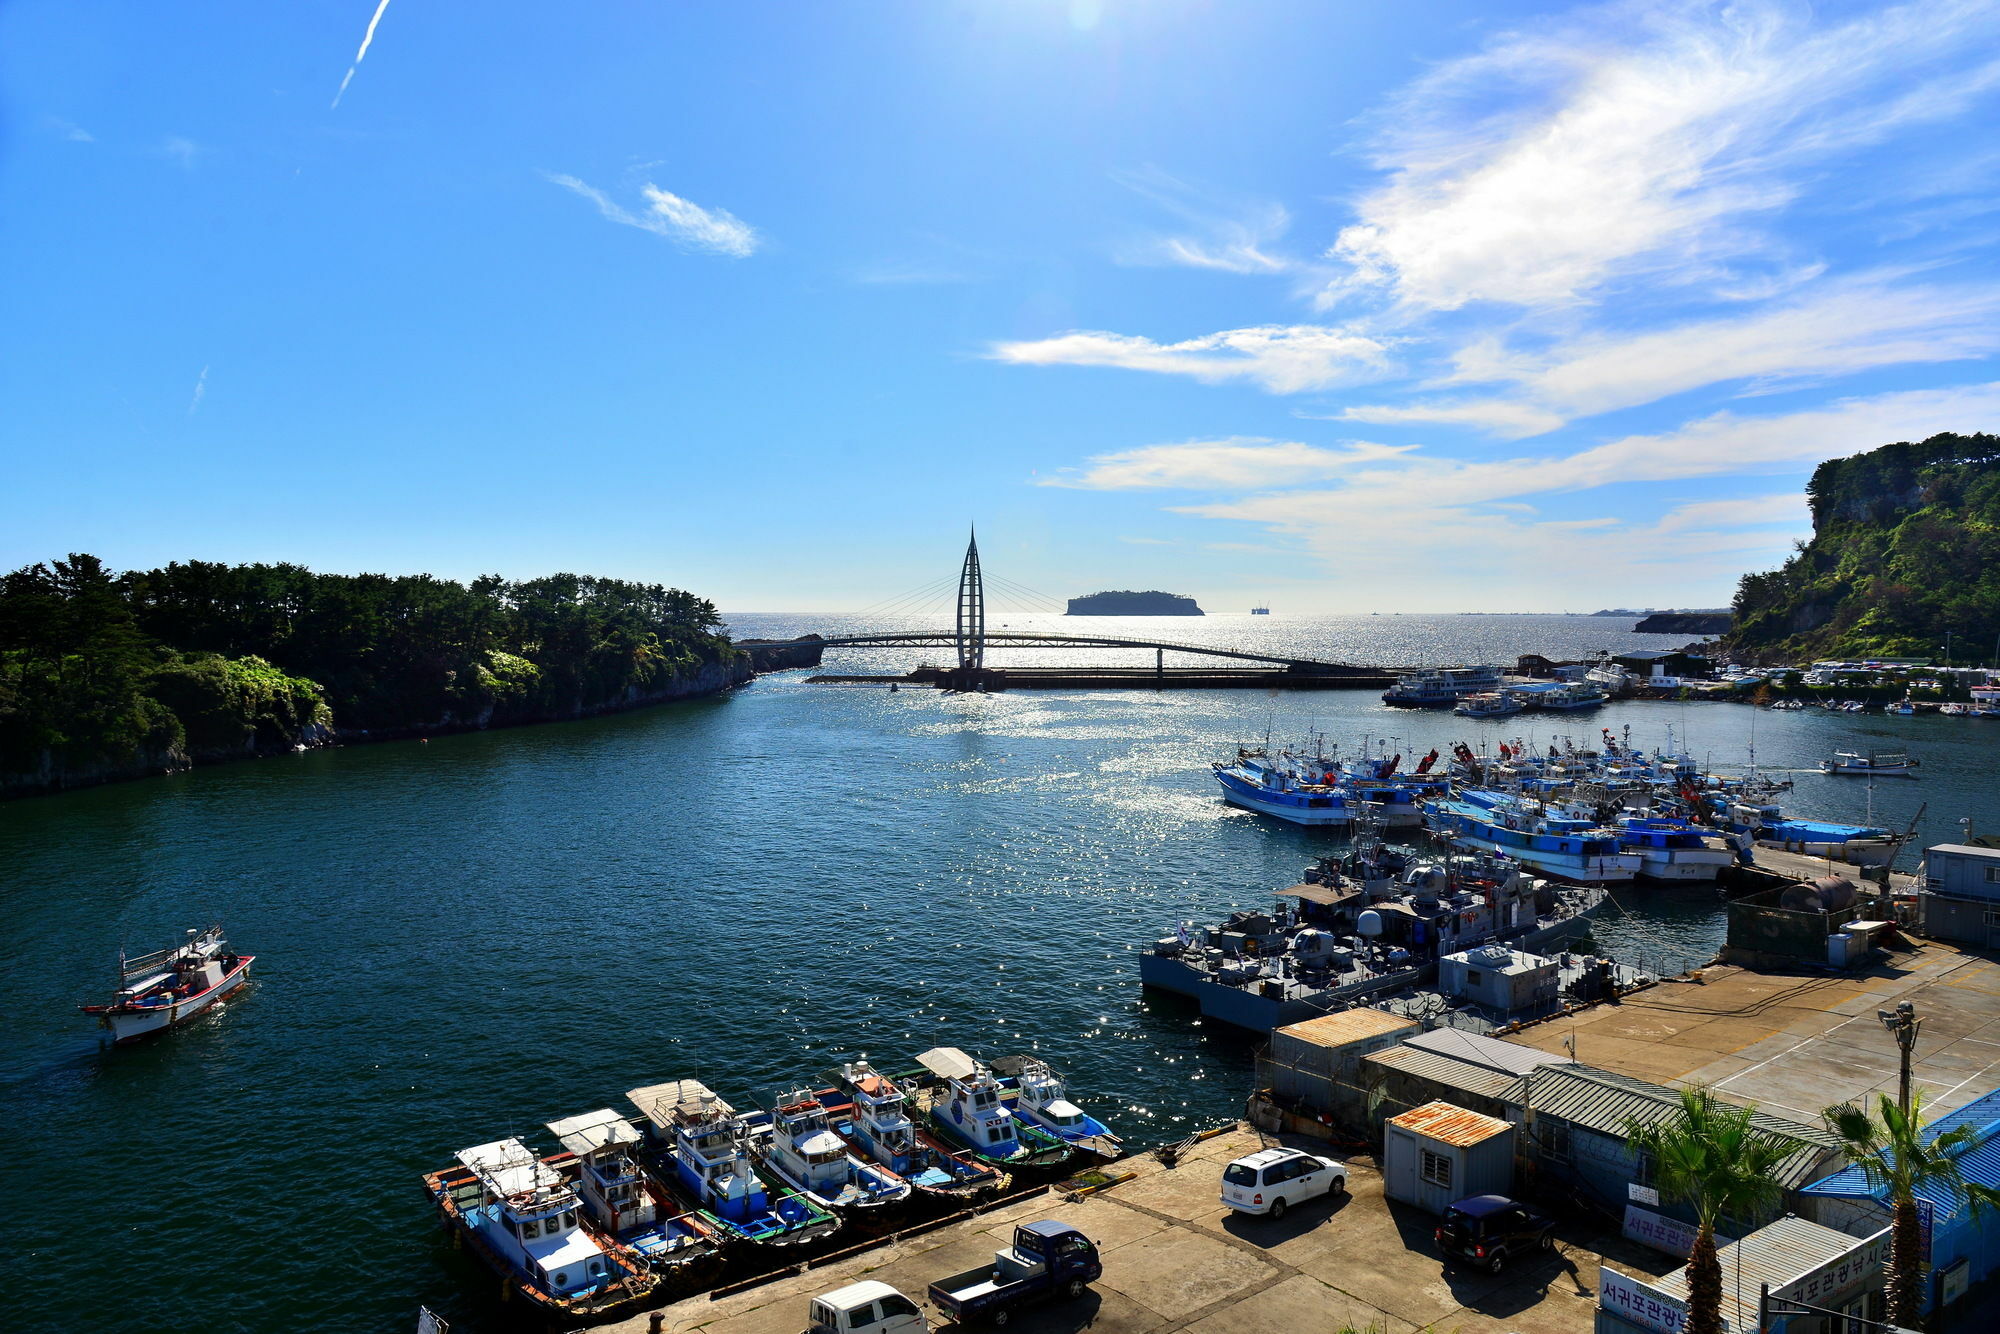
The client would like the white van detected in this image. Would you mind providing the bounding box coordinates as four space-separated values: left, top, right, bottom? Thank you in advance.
807 1281 930 1334
1220 1147 1347 1219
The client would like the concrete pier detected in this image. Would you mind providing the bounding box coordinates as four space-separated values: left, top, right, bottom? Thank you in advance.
606 1126 1678 1334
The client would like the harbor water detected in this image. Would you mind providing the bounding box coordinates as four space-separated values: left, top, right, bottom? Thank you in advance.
4 614 1994 1333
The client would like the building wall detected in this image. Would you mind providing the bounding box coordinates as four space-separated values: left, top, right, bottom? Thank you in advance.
1921 894 2000 947
1805 1193 2000 1320
1383 1126 1513 1214
1931 847 2000 900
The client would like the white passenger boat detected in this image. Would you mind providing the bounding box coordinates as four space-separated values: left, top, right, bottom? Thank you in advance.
80 924 253 1043
758 1090 912 1212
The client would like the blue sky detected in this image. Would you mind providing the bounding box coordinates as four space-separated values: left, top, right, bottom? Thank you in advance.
5 0 1999 613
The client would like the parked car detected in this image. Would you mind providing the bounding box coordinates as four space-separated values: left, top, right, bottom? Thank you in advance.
808 1281 930 1334
1220 1147 1348 1219
1433 1194 1554 1273
927 1220 1101 1326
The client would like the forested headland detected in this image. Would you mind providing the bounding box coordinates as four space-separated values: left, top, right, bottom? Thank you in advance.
0 556 743 798
1729 432 2000 662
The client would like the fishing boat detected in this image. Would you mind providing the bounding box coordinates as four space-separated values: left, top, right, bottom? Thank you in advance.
625 1080 841 1247
1212 747 1352 826
1707 798 1902 866
1382 665 1504 707
755 1090 912 1213
822 1060 1009 1200
914 1048 1074 1171
80 924 253 1043
1453 691 1523 719
1422 791 1642 884
1616 817 1734 882
994 1057 1119 1155
544 1109 724 1279
1820 751 1917 776
421 1138 659 1322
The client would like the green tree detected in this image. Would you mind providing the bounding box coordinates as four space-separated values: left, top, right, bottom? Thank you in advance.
1823 1093 2000 1330
1624 1088 1790 1334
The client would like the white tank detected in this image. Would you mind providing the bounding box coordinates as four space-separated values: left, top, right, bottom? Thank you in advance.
1357 910 1385 938
1292 929 1336 961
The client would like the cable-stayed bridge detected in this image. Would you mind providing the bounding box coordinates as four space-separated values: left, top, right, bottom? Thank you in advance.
741 532 1391 691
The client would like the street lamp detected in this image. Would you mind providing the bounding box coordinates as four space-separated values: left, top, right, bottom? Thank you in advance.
1877 1000 1921 1117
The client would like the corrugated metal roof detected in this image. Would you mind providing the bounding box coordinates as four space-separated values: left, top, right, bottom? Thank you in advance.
1651 1216 1886 1327
1364 1045 1525 1101
1388 1100 1513 1146
1406 1027 1571 1076
1509 1066 1840 1189
1800 1083 2000 1218
1275 1008 1420 1049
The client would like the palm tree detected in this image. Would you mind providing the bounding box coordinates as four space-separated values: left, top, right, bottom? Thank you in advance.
1624 1087 1790 1334
1823 1093 2000 1330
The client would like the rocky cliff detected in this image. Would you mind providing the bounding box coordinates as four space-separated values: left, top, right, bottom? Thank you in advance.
1728 432 2000 661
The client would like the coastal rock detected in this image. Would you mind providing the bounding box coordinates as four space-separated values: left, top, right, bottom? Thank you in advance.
1633 611 1732 634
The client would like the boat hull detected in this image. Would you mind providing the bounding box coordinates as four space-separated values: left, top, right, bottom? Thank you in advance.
97 956 253 1043
1215 771 1350 826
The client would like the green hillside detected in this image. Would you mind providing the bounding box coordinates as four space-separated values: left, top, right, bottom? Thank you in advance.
1729 432 2000 662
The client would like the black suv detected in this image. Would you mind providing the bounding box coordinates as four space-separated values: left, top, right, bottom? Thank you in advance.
1433 1194 1554 1274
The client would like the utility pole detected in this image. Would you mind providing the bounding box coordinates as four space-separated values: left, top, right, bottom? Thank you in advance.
1877 1000 1922 1117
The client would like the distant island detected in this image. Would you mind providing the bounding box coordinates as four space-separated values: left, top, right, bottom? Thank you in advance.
1066 590 1204 616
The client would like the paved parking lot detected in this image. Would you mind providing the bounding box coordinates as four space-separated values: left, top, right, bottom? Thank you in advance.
609 1127 1682 1334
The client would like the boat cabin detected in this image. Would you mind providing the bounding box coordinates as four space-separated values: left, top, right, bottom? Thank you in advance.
840 1062 917 1157
457 1138 615 1298
626 1079 771 1222
546 1109 657 1234
770 1092 852 1194
917 1048 1022 1155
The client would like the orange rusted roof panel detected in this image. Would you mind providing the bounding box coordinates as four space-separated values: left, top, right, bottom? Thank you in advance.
1274 1008 1420 1049
1386 1100 1513 1147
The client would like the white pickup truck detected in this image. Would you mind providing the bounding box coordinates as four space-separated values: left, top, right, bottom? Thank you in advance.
807 1281 931 1334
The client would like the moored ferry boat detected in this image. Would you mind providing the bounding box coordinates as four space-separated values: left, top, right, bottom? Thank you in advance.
915 1048 1074 1171
755 1090 912 1213
1519 680 1608 711
80 924 253 1043
823 1060 1008 1200
1453 691 1522 718
422 1138 659 1322
1382 665 1503 707
545 1109 724 1278
625 1079 841 1247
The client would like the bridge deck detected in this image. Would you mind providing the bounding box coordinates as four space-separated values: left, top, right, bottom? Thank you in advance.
793 630 1376 672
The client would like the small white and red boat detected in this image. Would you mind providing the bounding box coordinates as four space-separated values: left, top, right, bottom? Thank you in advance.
81 924 254 1043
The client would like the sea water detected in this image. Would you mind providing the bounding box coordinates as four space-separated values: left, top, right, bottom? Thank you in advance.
3 614 1992 1332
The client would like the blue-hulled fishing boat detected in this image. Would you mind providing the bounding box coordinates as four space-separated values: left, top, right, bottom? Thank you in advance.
997 1057 1119 1155
1212 747 1352 826
1422 791 1642 884
1616 816 1733 882
915 1048 1074 1172
823 1060 1009 1201
753 1089 912 1214
544 1108 725 1281
421 1138 660 1322
625 1079 840 1247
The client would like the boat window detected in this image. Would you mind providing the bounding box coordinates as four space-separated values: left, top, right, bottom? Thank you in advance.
521 1218 541 1239
552 1270 569 1287
563 1210 576 1228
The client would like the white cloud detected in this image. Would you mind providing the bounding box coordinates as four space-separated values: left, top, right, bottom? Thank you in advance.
1039 437 1415 490
48 118 93 143
1323 0 2000 311
1113 168 1295 274
187 365 209 417
548 174 760 258
990 325 1390 394
1338 275 2000 437
161 136 202 168
332 0 396 110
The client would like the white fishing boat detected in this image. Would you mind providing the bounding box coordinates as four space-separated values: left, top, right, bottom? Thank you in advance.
1453 691 1523 719
758 1090 911 1212
1820 751 1916 776
80 924 253 1043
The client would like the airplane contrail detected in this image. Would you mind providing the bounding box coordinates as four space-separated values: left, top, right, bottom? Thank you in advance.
331 0 396 110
